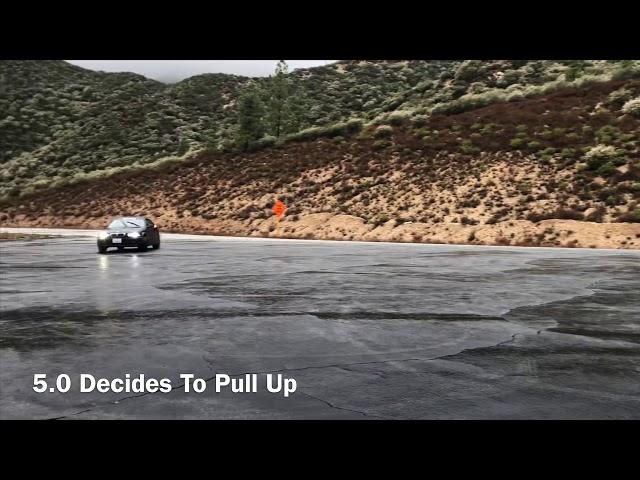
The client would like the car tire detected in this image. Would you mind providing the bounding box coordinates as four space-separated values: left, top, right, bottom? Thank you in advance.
152 243 160 250
137 244 147 252
98 245 107 254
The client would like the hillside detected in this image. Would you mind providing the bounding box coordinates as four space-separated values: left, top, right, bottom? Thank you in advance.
2 72 639 249
0 60 447 198
2 60 639 200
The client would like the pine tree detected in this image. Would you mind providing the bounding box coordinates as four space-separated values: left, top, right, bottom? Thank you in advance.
264 60 308 138
235 86 265 151
264 60 290 138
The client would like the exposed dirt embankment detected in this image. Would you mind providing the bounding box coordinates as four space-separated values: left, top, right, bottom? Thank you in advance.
2 212 638 249
1 79 639 249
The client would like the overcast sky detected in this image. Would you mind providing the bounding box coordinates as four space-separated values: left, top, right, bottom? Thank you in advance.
66 60 336 82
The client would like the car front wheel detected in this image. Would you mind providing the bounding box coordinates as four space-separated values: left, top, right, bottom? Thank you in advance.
98 245 107 254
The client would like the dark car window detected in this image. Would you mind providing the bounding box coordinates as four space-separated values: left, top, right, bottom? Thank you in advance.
108 218 144 229
145 219 154 227
121 217 140 227
108 220 126 229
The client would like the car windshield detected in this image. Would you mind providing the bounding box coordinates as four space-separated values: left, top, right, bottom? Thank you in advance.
108 218 143 229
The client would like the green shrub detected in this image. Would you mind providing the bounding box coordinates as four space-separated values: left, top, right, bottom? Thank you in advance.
411 114 429 127
596 161 617 175
566 132 581 141
541 147 556 156
344 118 365 134
284 126 324 142
455 60 483 82
431 89 504 115
527 208 585 222
374 125 394 138
539 129 553 140
622 97 640 118
251 135 277 150
387 111 411 126
595 125 620 144
176 139 190 155
616 208 640 223
460 140 480 154
510 138 526 149
373 139 390 150
284 118 363 143
607 87 634 108
326 119 363 137
611 64 640 81
583 144 623 171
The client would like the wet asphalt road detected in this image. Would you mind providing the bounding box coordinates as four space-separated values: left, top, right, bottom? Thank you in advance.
1 230 639 419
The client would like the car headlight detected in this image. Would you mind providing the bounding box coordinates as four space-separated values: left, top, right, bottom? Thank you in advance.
128 232 140 239
98 232 109 239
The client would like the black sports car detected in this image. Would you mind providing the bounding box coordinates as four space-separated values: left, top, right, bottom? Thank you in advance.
97 216 161 253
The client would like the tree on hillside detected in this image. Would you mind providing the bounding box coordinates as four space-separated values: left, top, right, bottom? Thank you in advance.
235 85 265 151
564 60 588 81
263 60 308 138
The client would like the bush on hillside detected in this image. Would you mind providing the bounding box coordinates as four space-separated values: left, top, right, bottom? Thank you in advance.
386 111 412 126
611 62 640 81
526 208 585 222
454 60 483 82
373 139 390 150
284 118 363 143
251 135 277 150
411 114 429 127
616 208 640 223
607 87 634 108
622 97 640 118
374 125 394 138
460 140 480 154
583 144 624 171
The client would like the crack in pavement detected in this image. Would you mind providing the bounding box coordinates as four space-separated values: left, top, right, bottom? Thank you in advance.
47 335 525 420
297 390 388 419
434 333 522 363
